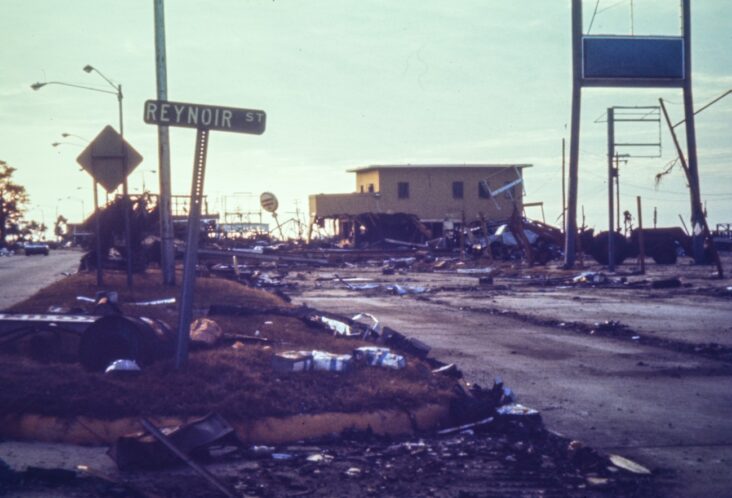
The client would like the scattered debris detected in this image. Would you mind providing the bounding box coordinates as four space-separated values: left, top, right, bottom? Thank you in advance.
382 328 431 359
311 350 352 372
345 466 362 478
437 416 495 435
319 316 354 336
79 315 174 372
109 414 236 471
104 358 141 375
651 277 682 289
609 454 653 475
351 312 382 337
272 351 314 374
129 297 176 306
354 346 406 369
432 363 463 379
139 417 239 498
496 403 542 429
189 317 224 346
573 272 609 285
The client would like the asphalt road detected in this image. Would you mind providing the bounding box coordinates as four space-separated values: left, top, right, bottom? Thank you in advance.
0 249 82 311
290 264 732 498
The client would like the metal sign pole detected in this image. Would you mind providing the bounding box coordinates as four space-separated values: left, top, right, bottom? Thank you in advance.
142 99 266 368
175 128 209 368
117 84 133 289
93 177 103 286
272 212 285 239
122 159 133 288
154 0 176 286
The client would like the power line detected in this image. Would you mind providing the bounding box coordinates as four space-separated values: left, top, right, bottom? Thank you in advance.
587 0 601 34
598 0 628 15
630 0 634 35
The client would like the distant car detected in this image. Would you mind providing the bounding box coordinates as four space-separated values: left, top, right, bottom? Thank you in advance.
24 242 50 256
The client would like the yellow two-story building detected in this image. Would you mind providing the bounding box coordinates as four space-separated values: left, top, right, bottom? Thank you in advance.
309 164 530 241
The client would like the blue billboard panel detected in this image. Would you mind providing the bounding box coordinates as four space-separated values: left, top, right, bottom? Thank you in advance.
583 36 684 80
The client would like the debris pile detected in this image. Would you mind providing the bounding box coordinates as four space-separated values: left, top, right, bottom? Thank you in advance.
0 409 658 498
0 271 466 426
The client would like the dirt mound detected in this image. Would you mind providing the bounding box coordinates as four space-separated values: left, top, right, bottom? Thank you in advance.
0 270 458 421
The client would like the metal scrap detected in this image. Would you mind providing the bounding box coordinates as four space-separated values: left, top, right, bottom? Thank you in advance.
139 418 238 498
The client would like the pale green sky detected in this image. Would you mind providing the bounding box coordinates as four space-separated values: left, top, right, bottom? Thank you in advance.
2 0 730 232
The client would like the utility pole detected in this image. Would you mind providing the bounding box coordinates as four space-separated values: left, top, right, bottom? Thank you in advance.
561 138 566 234
564 0 583 268
681 0 705 264
154 0 176 285
615 153 621 232
607 108 616 272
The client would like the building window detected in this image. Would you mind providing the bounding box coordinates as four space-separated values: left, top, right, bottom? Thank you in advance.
452 181 464 199
368 183 375 193
398 182 409 199
478 180 492 199
360 185 364 193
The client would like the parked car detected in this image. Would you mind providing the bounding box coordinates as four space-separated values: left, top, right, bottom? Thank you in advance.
24 242 50 256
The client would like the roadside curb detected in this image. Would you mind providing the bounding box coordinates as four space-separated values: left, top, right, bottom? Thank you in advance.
0 403 451 446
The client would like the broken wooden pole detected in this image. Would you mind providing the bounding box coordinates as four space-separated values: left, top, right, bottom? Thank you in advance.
637 196 646 275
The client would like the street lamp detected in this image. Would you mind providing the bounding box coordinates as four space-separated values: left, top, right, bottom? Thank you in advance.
31 65 128 286
51 141 83 148
30 80 115 96
61 132 90 143
82 65 123 135
31 68 123 138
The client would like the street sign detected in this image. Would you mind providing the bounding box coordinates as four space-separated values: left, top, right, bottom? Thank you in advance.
260 192 278 213
76 125 143 193
144 99 266 134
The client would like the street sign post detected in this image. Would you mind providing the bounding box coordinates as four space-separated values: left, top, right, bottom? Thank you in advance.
260 192 284 239
77 125 143 287
144 99 266 368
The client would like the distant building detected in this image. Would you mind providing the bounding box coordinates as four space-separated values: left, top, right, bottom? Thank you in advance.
309 164 530 240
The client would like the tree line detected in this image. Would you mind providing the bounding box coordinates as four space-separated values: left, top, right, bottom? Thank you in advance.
0 160 67 248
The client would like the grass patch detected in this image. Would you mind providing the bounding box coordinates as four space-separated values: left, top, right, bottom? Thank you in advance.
1 269 457 420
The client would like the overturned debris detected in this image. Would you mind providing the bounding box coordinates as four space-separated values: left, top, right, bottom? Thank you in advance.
109 413 235 471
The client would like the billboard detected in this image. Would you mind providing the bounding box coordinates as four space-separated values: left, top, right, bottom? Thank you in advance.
582 36 684 82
